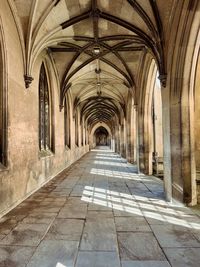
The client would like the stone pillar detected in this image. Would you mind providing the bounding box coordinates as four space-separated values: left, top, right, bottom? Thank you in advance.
114 127 118 152
120 121 126 158
115 125 119 153
120 124 124 156
126 104 135 164
134 105 140 173
138 102 152 175
133 105 137 163
161 84 172 202
162 0 199 205
152 83 163 176
126 122 131 162
111 136 115 152
123 119 127 159
138 104 145 173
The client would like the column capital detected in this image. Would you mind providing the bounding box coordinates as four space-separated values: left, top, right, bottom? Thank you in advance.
24 75 34 88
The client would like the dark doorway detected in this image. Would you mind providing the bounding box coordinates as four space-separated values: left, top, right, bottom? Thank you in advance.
94 127 109 146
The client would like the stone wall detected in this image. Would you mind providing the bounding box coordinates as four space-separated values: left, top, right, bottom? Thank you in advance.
0 1 89 218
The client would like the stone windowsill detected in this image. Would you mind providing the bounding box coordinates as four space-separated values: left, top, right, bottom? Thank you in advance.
65 145 71 151
0 163 9 172
39 149 54 159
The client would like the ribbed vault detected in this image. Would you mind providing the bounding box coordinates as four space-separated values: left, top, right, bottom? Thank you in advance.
11 0 173 129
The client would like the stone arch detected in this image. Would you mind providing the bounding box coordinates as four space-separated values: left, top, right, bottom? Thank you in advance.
90 122 112 137
166 0 200 204
126 94 136 163
39 53 61 152
0 18 7 167
138 58 158 175
143 59 157 175
181 9 200 204
94 127 109 146
194 41 200 203
89 122 113 149
38 59 55 153
64 93 71 149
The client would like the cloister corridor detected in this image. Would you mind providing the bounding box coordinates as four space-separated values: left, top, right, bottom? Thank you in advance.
0 147 200 267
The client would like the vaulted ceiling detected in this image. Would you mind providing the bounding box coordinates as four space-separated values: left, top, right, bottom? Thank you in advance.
13 0 174 127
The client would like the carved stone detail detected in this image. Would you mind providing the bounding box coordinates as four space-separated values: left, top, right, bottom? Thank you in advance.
24 75 34 88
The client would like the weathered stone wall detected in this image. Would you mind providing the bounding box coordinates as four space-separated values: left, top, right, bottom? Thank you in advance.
0 1 89 218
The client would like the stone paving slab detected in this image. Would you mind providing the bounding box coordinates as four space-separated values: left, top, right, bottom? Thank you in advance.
21 213 56 224
0 234 6 240
26 240 79 267
45 218 84 241
118 232 166 261
0 147 200 266
121 261 171 267
0 216 25 235
115 216 151 232
75 251 120 267
151 224 200 248
0 223 50 246
164 248 200 267
0 246 35 267
87 203 113 211
58 204 88 219
86 210 113 219
80 218 117 251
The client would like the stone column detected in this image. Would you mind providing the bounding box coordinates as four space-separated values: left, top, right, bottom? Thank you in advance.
152 83 163 176
123 119 127 159
126 121 131 163
115 125 119 153
134 104 140 173
138 104 144 173
126 104 135 164
138 102 152 175
132 105 137 164
120 124 124 156
114 126 118 152
160 78 172 202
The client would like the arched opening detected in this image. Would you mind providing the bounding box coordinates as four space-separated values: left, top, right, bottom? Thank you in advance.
74 110 79 147
180 5 200 205
64 95 71 149
141 59 163 176
81 118 84 146
38 63 53 154
94 126 109 147
194 49 200 202
152 72 163 177
0 25 7 167
126 97 137 164
85 124 88 146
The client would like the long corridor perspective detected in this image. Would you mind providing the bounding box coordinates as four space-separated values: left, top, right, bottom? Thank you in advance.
1 147 200 267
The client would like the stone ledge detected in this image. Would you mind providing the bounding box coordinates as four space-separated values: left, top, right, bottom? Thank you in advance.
0 163 9 172
38 150 54 159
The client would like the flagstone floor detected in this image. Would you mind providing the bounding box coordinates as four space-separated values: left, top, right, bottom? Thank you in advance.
0 147 200 267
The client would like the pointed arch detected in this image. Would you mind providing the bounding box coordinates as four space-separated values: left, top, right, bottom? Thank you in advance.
64 94 71 149
38 62 54 153
0 19 7 167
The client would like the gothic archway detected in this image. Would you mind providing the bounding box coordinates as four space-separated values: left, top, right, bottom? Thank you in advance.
94 126 109 146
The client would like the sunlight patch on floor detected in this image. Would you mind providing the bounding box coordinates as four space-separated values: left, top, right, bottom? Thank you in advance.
56 263 66 267
81 186 200 230
93 160 126 167
95 156 122 161
90 167 151 181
